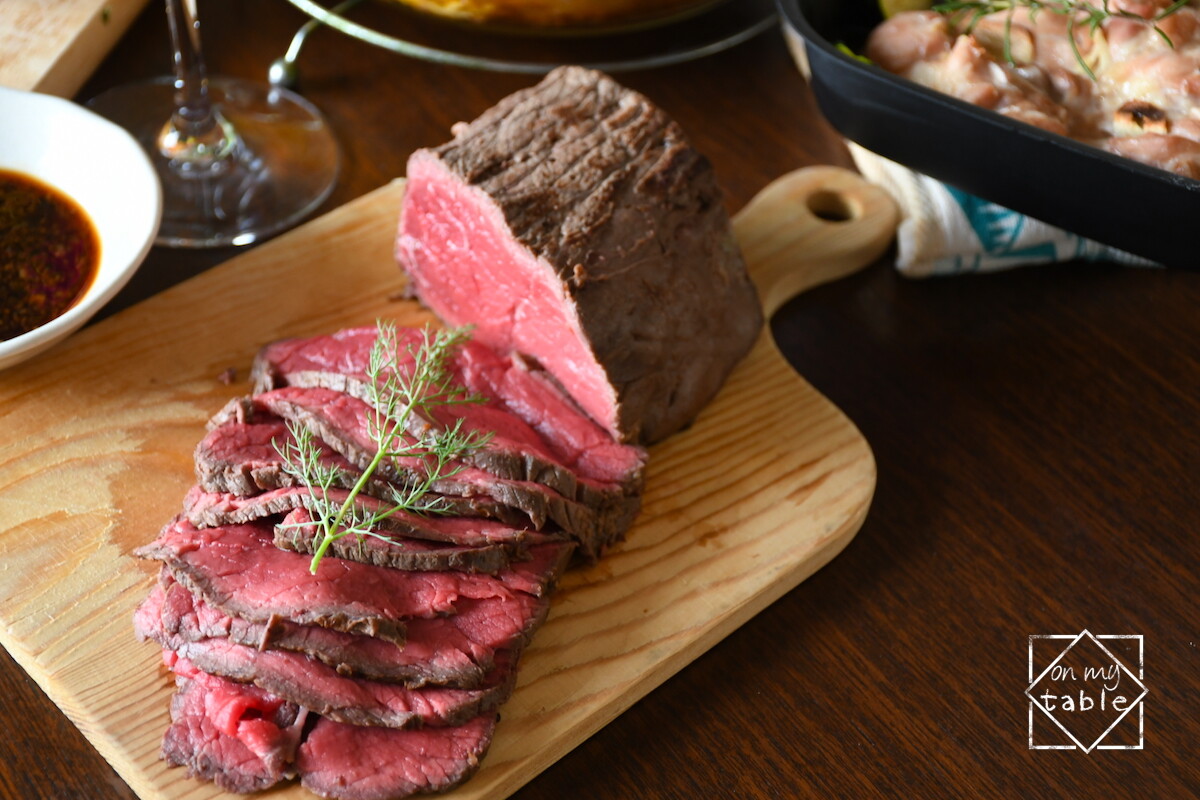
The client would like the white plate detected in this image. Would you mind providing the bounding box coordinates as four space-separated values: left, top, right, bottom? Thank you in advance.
0 85 161 370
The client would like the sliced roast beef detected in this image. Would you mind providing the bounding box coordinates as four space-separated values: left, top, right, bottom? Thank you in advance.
192 416 528 526
184 485 541 550
162 653 496 799
152 627 516 729
142 574 549 686
134 519 573 644
275 508 513 573
159 657 306 794
251 326 646 495
253 384 625 511
217 390 634 558
297 713 496 800
183 483 534 575
396 65 762 445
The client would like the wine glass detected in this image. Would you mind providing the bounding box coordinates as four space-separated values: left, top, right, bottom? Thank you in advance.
87 0 339 248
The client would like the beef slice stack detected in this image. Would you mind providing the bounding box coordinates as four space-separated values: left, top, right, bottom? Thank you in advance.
132 65 761 799
133 325 646 798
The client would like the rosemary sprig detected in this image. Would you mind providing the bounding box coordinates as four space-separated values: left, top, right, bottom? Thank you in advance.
933 0 1189 79
275 321 493 574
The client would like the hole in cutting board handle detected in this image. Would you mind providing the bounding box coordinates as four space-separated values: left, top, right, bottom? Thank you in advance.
733 166 899 317
806 189 857 223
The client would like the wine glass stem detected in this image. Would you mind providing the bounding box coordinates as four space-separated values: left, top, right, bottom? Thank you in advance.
159 0 237 169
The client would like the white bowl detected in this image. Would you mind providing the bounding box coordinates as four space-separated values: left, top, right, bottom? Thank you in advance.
0 85 161 371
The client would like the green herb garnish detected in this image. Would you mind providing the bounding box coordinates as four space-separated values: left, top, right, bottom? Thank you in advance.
934 0 1188 79
275 321 493 574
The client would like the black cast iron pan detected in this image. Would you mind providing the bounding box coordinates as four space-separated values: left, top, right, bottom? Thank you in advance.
778 0 1200 268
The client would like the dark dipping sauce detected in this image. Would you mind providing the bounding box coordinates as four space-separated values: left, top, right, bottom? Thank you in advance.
1 169 100 341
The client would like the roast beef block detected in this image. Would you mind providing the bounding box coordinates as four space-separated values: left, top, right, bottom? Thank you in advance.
159 656 307 794
251 326 646 494
134 519 573 643
396 65 762 445
297 714 496 800
142 574 549 686
145 610 518 729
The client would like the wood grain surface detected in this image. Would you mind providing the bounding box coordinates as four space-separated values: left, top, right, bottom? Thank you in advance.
0 0 150 96
4 2 1200 798
0 167 889 799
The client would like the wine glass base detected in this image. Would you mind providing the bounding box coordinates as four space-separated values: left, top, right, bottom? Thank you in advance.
88 77 339 248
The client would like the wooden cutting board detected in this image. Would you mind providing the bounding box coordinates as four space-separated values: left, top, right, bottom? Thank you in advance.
0 166 895 799
0 0 150 97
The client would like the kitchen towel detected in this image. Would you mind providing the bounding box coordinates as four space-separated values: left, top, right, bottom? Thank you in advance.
848 143 1160 277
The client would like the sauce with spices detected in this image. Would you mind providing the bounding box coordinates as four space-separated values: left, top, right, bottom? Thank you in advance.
0 169 99 340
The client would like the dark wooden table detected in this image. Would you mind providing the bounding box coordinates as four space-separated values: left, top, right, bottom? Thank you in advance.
5 1 1199 798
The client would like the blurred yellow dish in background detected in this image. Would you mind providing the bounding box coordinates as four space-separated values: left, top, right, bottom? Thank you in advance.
877 0 931 18
390 0 722 30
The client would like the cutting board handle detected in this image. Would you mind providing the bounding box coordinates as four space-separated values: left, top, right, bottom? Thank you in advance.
733 166 899 317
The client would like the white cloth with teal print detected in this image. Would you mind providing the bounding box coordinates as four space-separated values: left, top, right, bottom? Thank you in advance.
848 144 1158 276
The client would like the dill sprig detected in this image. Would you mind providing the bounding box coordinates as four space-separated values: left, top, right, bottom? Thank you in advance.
933 0 1189 79
275 321 493 574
